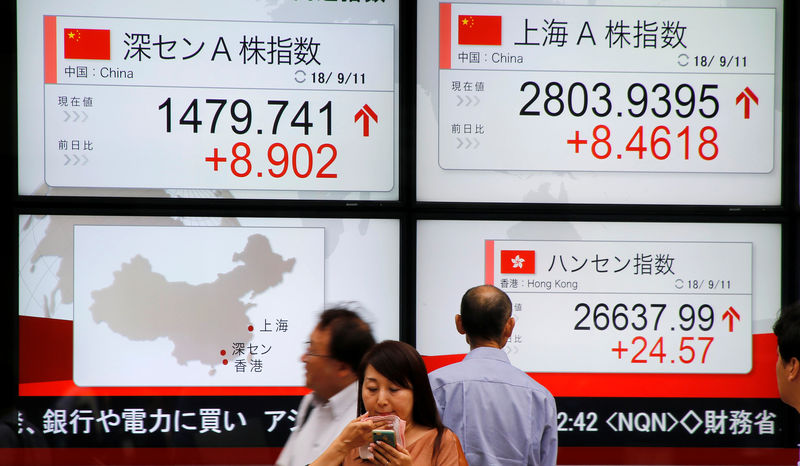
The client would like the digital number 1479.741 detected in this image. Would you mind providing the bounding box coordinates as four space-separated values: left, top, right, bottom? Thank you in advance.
158 98 332 136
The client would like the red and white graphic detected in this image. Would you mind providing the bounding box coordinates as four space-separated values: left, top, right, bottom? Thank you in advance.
457 15 501 45
64 28 111 60
500 249 535 274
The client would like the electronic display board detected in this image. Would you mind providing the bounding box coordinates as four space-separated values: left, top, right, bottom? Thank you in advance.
416 219 797 464
13 215 399 464
417 0 784 205
17 0 400 200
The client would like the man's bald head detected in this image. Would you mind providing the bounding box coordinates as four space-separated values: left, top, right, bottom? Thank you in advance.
460 285 512 346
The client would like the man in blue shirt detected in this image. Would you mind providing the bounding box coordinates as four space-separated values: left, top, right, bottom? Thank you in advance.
428 284 558 466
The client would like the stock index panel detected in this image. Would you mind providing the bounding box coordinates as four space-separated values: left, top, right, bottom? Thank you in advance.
417 0 783 205
416 219 796 464
18 0 399 200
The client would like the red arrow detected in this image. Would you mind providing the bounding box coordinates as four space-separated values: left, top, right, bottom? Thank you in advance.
354 104 378 137
735 87 759 119
722 306 741 332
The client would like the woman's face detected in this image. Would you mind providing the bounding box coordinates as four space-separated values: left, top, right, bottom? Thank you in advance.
362 364 414 423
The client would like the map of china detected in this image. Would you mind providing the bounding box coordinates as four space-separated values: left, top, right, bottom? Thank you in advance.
90 234 295 373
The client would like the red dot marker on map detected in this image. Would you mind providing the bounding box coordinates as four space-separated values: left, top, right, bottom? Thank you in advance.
222 359 228 365
248 325 254 332
220 349 226 356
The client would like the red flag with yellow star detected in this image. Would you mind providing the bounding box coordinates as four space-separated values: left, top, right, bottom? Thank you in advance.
458 15 501 45
64 28 111 60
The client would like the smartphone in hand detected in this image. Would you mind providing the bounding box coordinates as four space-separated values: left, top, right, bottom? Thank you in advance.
371 429 397 448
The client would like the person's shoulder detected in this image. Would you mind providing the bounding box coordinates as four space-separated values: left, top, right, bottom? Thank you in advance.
430 349 514 384
429 347 497 377
439 428 468 465
505 365 554 395
429 359 467 379
429 360 466 377
430 428 464 454
442 427 461 442
408 427 460 446
479 358 556 400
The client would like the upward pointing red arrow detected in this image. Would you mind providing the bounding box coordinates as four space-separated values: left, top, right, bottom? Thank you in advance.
354 104 378 137
722 306 741 332
735 87 759 119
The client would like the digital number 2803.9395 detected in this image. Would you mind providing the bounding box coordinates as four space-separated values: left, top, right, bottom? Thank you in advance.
520 82 719 119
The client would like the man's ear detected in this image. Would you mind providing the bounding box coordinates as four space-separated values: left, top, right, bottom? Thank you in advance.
502 316 515 340
334 359 354 378
789 357 800 381
455 314 466 335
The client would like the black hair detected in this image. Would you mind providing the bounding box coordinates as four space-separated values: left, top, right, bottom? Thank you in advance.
774 301 800 362
318 306 375 373
357 340 447 463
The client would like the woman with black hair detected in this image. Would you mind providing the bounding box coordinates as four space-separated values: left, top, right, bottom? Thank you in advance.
309 340 467 466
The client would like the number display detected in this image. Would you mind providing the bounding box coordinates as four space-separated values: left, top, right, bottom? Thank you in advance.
205 142 338 180
557 412 599 432
574 303 717 332
440 68 775 176
159 98 333 136
521 82 719 119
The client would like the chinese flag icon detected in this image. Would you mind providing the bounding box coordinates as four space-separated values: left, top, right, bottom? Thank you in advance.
64 28 111 60
500 250 535 274
458 15 502 45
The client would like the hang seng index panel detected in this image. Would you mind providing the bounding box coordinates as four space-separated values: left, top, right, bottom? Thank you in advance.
417 0 783 205
17 0 399 200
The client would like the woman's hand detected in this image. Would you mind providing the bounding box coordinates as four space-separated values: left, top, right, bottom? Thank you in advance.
334 416 376 451
368 440 412 466
309 416 389 466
